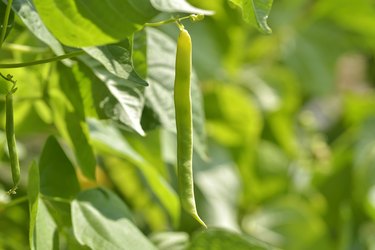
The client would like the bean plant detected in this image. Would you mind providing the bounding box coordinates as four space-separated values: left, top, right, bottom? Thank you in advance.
1 0 375 250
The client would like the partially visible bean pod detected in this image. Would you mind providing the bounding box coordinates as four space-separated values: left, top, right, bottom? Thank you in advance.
6 90 19 194
174 25 206 227
0 74 19 195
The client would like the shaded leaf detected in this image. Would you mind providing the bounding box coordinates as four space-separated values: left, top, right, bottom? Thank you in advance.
39 136 80 199
78 55 146 135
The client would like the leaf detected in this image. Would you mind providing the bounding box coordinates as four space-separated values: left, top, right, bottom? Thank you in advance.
39 136 80 199
144 28 207 159
28 161 59 250
188 228 275 250
150 0 214 15
71 188 157 250
33 0 158 47
88 119 179 226
56 63 97 179
11 0 65 55
28 161 39 250
83 39 148 86
229 0 273 34
78 55 146 135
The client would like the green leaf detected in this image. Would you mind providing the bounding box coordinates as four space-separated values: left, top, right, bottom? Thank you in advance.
71 188 157 250
78 55 146 135
89 119 179 227
28 161 59 250
150 0 214 15
56 63 97 179
39 136 80 199
144 28 207 159
83 39 148 86
188 228 275 250
229 0 273 34
11 0 65 55
33 0 158 47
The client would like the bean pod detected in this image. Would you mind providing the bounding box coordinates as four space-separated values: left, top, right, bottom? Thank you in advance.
6 91 19 194
174 26 206 227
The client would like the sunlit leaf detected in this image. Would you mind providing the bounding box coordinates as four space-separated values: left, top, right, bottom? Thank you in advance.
150 0 214 15
229 0 273 34
33 0 158 47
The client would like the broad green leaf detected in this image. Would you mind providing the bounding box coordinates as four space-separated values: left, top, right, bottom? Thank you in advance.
83 39 147 86
77 56 146 135
88 119 179 227
71 188 157 250
144 28 207 159
11 0 65 55
39 136 80 199
33 0 158 47
229 0 273 34
150 0 214 15
34 199 59 250
188 228 275 250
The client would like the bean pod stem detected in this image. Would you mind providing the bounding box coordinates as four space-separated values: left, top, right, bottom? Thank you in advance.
174 25 206 227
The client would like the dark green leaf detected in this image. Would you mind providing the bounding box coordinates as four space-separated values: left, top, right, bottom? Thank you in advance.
78 55 146 135
39 136 80 199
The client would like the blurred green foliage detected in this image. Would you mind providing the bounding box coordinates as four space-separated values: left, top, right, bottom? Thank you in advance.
1 0 375 249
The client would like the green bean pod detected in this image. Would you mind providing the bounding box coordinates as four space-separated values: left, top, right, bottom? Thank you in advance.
174 27 206 227
6 92 20 194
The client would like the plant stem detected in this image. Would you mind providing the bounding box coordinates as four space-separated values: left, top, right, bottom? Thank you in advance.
144 15 192 27
2 43 49 54
0 50 84 68
0 195 28 210
0 0 14 48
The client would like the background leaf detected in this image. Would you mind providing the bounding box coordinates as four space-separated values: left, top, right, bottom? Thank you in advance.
150 0 214 15
229 0 273 34
32 0 158 47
